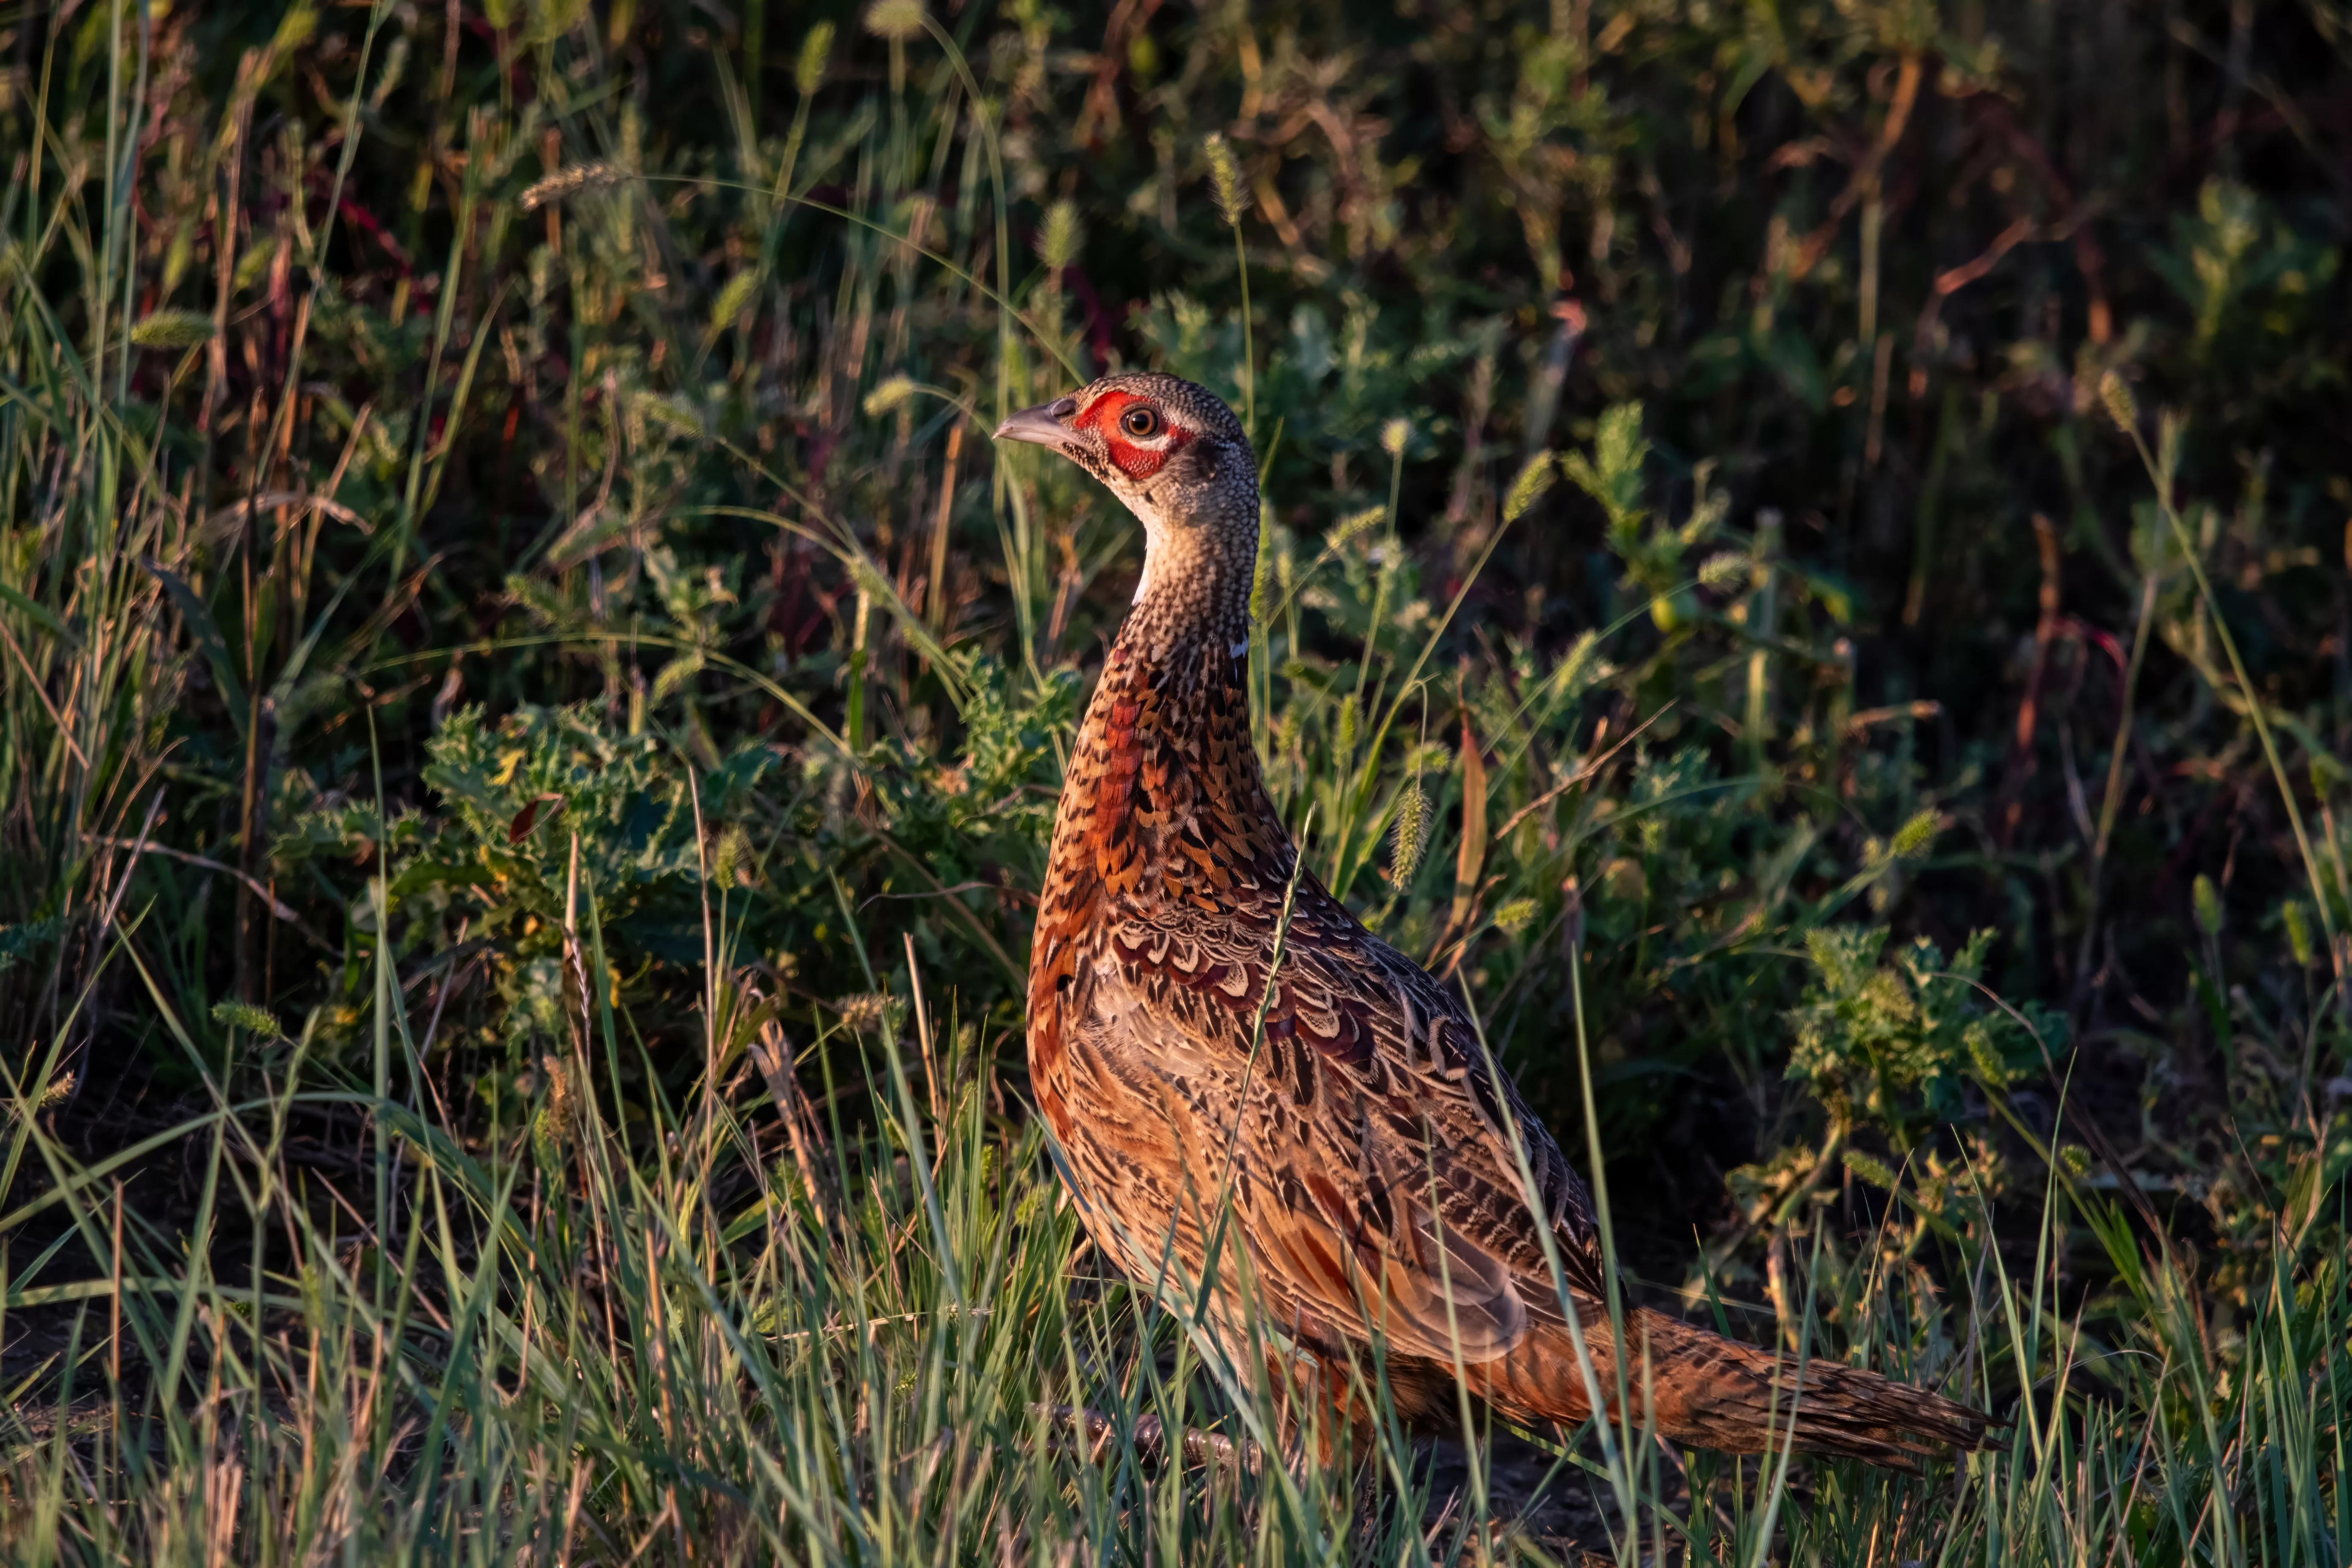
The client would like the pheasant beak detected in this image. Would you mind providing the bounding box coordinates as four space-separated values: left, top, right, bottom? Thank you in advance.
991 395 1082 453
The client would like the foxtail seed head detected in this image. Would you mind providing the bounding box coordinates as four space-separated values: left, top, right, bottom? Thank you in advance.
864 0 926 41
2098 369 2138 434
1503 451 1558 524
1391 781 1429 886
1203 132 1251 228
796 23 836 93
1036 200 1083 272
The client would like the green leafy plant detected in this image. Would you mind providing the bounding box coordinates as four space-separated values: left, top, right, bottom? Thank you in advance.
1786 925 2065 1140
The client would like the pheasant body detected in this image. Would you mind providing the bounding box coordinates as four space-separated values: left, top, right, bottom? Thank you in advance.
999 373 1993 1467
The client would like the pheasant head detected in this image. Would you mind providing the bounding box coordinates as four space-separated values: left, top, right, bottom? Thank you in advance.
994 373 1258 651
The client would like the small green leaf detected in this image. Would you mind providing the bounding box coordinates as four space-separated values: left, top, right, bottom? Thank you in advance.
0 919 64 975
0 583 82 650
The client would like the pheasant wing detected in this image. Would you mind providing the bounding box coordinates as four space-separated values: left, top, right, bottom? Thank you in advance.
1082 901 1612 1367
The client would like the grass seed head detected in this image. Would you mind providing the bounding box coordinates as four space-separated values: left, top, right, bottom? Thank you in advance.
1249 515 1272 622
837 992 905 1035
2099 369 2139 433
1491 896 1540 935
210 998 285 1041
520 161 627 211
1036 199 1083 272
1698 550 1750 592
1202 132 1251 227
865 0 926 41
709 270 760 335
130 310 216 348
1330 504 1387 549
533 1054 577 1164
631 390 703 437
863 375 919 418
1892 808 1939 861
796 22 836 94
1502 451 1557 523
2284 899 2315 967
1390 781 1428 886
713 825 752 887
1843 1148 1899 1190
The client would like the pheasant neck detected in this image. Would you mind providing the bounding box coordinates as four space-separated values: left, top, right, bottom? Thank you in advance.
1119 538 1254 664
1102 542 1256 762
1053 540 1294 912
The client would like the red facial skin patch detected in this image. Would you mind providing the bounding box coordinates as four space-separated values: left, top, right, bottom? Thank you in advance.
1084 389 1194 478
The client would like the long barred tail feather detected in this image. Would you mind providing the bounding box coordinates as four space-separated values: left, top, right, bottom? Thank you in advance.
1469 1306 1999 1470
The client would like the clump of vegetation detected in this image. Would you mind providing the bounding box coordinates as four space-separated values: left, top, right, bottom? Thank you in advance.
1784 924 2061 1137
0 0 2344 1560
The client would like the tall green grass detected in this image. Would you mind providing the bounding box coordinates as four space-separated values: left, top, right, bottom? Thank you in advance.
0 0 2344 1562
0 844 2342 1562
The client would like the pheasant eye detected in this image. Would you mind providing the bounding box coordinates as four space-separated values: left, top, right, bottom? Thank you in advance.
1120 406 1162 439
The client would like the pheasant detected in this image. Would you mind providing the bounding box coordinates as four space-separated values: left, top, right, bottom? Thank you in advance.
994 372 1994 1468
